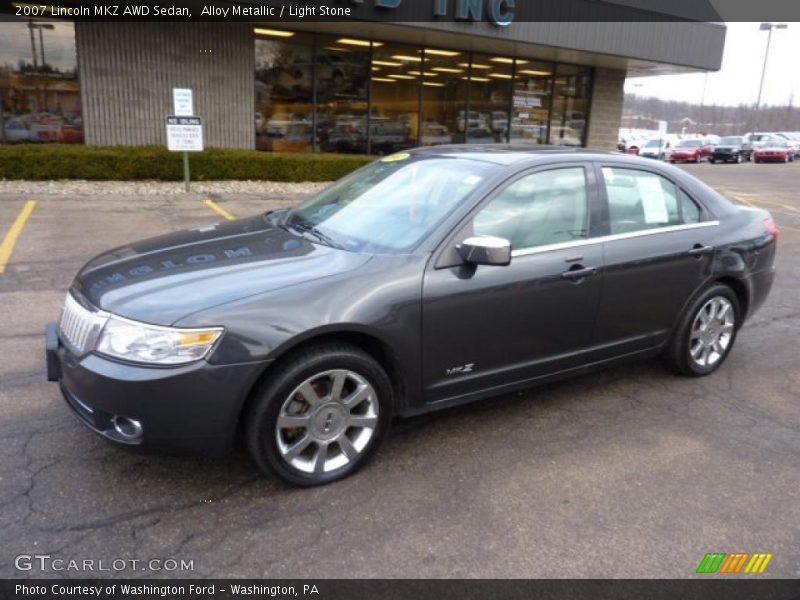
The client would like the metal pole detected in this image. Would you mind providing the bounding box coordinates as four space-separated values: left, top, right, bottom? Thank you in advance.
183 151 190 193
28 22 38 71
38 27 46 69
754 26 773 132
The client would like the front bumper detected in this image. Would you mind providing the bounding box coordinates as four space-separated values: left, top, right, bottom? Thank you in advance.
712 151 739 160
46 322 269 456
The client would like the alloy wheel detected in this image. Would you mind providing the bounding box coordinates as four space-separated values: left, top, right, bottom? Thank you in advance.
275 369 378 474
689 296 735 368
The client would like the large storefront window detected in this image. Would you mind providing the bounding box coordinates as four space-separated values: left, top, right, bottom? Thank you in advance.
0 20 82 144
369 43 421 154
316 36 371 154
255 30 314 152
467 54 512 144
252 29 593 154
548 64 592 146
510 60 553 145
420 48 467 146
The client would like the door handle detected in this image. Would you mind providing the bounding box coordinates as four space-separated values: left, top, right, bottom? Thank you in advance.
688 244 714 256
561 265 598 281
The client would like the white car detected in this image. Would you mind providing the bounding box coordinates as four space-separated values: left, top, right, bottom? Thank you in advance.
637 138 671 160
3 117 30 142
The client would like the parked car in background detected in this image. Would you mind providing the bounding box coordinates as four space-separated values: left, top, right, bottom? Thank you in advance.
753 140 794 163
748 132 782 148
776 133 800 158
711 136 752 163
47 147 779 486
670 138 714 163
2 117 30 142
637 138 671 160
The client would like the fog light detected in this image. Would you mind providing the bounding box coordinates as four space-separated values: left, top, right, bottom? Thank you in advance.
111 415 143 441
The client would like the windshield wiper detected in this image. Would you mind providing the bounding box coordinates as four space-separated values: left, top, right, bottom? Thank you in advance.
284 216 342 249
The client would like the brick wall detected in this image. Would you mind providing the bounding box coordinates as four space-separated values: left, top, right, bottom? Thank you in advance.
586 67 626 150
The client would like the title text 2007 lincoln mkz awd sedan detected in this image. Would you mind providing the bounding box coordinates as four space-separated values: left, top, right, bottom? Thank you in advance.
46 147 778 486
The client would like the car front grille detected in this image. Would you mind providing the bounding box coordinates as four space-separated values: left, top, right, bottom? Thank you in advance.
59 293 109 355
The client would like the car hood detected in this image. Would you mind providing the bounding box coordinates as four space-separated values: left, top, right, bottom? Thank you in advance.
72 214 372 325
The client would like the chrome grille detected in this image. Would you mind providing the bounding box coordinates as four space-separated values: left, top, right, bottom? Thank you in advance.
59 293 109 355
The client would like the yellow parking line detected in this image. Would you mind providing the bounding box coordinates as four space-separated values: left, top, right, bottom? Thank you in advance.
203 199 236 221
0 200 37 274
733 195 756 208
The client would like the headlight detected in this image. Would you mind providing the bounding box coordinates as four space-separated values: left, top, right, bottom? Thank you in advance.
95 315 223 365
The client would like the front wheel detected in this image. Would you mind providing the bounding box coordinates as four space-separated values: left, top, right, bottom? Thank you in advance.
246 343 393 486
664 284 740 377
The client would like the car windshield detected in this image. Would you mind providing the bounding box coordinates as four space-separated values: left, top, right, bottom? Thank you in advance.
677 140 703 148
644 140 661 148
720 136 742 145
284 155 493 253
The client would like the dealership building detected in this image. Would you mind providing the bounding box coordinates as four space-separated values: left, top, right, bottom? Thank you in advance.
0 7 726 154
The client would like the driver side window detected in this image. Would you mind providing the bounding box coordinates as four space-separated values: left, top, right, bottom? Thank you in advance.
473 167 589 251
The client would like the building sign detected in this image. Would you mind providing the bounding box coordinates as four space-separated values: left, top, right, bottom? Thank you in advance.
356 0 516 25
166 116 203 152
172 88 194 116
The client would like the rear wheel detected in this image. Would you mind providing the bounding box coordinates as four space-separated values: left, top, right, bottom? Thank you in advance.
664 284 740 377
246 343 393 486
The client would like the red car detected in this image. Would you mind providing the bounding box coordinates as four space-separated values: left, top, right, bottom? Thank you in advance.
669 139 714 163
753 141 794 163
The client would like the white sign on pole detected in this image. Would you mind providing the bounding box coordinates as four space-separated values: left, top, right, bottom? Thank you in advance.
172 88 194 116
658 120 668 135
166 116 203 152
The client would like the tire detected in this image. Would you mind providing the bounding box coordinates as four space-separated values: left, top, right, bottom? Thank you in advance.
246 343 393 486
709 158 715 164
670 160 676 164
664 284 740 377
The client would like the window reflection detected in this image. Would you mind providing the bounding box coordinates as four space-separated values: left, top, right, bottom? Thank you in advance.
510 61 553 145
369 43 421 154
466 54 512 144
0 20 82 144
251 30 595 154
255 30 314 152
316 36 371 154
420 48 465 146
548 64 591 147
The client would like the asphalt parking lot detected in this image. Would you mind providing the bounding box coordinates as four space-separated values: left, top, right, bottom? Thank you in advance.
1 160 799 579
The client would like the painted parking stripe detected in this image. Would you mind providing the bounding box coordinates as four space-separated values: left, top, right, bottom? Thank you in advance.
203 199 236 221
0 200 37 274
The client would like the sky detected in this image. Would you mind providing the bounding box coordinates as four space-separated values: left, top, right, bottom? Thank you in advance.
625 22 800 107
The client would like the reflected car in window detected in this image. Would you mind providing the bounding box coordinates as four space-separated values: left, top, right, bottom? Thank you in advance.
47 147 778 486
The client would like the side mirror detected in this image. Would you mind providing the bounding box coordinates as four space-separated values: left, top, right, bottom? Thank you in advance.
457 236 511 267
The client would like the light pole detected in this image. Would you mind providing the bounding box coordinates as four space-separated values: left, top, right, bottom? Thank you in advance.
27 22 54 72
754 22 788 132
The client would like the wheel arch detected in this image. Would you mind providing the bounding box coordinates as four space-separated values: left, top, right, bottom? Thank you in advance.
713 275 750 323
234 327 408 441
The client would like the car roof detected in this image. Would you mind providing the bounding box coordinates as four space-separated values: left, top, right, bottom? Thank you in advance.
405 144 618 165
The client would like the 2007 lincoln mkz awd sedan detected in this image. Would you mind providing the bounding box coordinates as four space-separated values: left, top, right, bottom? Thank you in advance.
46 147 778 486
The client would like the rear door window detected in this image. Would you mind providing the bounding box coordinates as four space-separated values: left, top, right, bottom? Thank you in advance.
601 167 703 234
